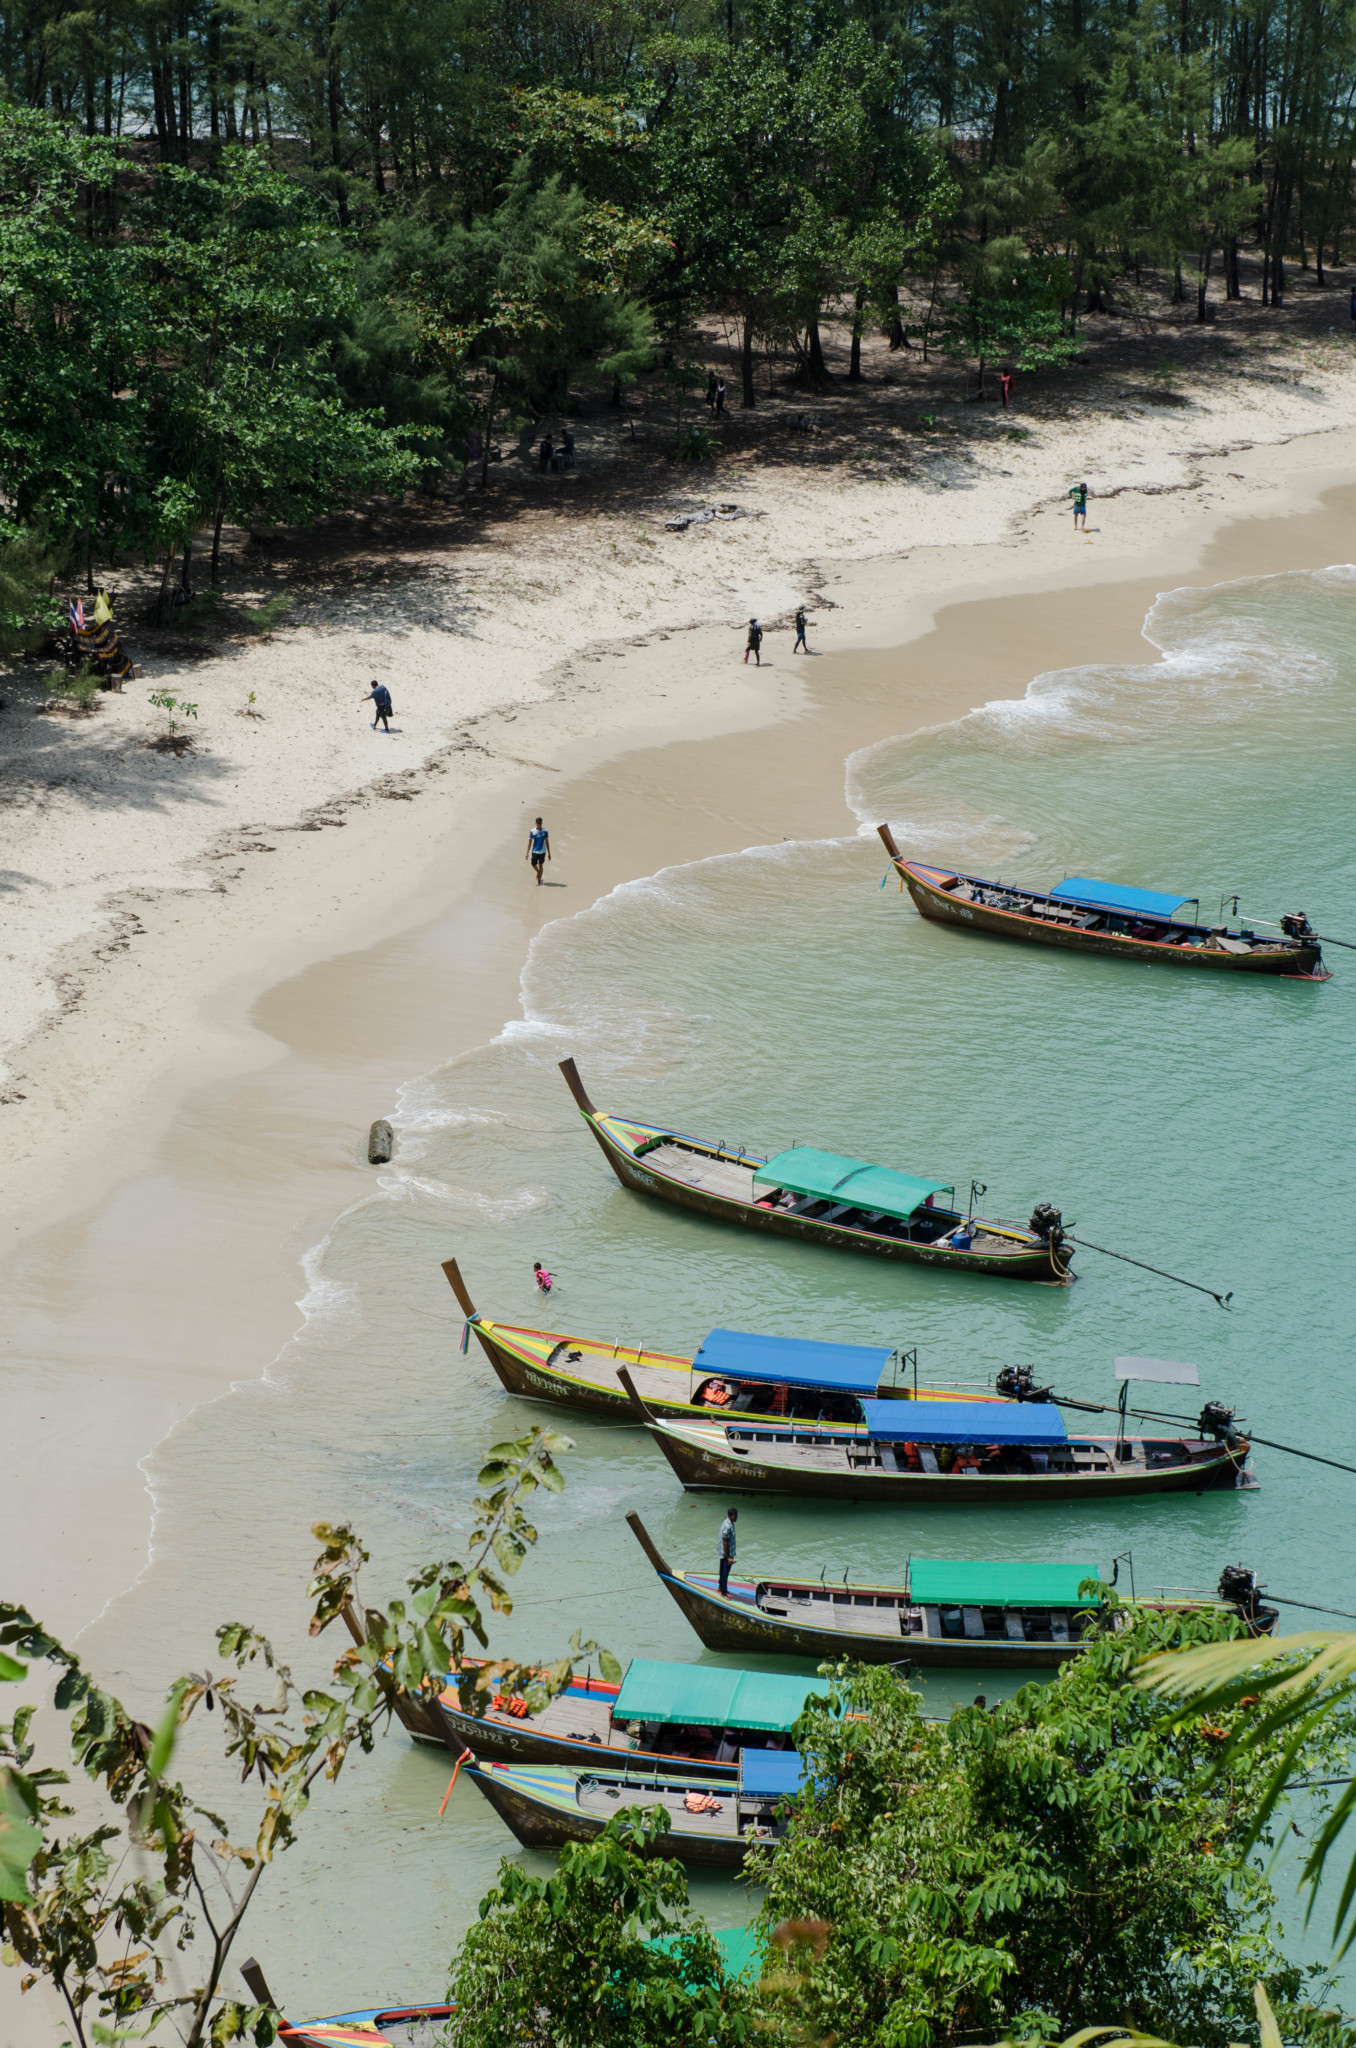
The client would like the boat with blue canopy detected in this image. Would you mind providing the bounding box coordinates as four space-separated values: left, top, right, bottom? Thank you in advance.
464 1747 804 1869
879 825 1328 978
558 1059 1071 1281
625 1514 1278 1668
617 1364 1253 1503
436 1651 829 1780
441 1256 1016 1423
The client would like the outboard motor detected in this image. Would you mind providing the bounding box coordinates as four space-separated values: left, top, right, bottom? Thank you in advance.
1217 1564 1280 1638
996 1363 1054 1403
1197 1400 1240 1444
1028 1203 1066 1249
1280 910 1313 940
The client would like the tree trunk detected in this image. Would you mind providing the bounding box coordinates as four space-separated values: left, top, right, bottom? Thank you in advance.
848 286 866 381
211 509 225 587
480 371 500 488
807 317 828 382
328 1 348 227
179 537 193 596
1196 244 1212 322
155 545 177 622
740 313 756 408
1224 236 1240 299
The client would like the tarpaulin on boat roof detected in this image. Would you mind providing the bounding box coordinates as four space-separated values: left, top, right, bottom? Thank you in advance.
1048 877 1195 920
613 1658 830 1733
693 1326 892 1394
740 1749 806 1798
1114 1356 1200 1385
861 1398 1069 1446
909 1559 1100 1607
752 1146 951 1221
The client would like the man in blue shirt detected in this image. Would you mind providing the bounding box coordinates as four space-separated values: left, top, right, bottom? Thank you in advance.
718 1507 738 1596
526 816 551 884
361 680 393 731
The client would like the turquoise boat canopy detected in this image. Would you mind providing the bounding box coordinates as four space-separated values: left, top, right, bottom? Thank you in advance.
1049 877 1196 921
909 1559 1101 1607
861 1398 1069 1446
613 1658 830 1732
693 1326 891 1394
753 1146 951 1221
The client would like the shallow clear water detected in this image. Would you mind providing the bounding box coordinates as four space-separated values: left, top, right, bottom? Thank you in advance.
124 564 1356 2014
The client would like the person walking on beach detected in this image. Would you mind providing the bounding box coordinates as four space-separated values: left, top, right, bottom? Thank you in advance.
718 1506 738 1596
526 816 551 882
793 606 809 653
715 379 727 416
1069 480 1088 530
744 618 763 664
362 679 393 731
533 1260 553 1293
999 371 1013 409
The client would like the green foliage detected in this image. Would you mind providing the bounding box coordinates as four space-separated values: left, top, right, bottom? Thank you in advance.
0 522 66 660
448 1809 752 2047
148 692 199 737
1 1426 603 2048
241 593 294 638
677 425 719 461
752 1605 1354 2048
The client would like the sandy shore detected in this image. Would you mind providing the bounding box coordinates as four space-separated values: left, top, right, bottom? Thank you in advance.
7 314 1356 2043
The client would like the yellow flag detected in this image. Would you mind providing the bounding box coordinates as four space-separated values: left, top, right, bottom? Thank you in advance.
93 593 112 625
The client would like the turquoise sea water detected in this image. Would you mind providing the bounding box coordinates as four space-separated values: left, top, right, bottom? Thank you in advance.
121 564 1356 2014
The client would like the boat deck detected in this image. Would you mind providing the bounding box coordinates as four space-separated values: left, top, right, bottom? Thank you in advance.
641 1143 759 1202
578 1779 741 1837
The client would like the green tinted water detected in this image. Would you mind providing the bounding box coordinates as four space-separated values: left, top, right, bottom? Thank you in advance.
119 565 1356 2012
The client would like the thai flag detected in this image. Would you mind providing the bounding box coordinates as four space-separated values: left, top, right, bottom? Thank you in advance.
69 599 85 632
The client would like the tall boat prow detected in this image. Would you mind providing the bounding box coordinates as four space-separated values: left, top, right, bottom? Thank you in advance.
556 1058 1072 1282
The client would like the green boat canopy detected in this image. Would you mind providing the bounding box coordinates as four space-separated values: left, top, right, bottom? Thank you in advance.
613 1657 830 1732
753 1146 952 1221
909 1560 1102 1608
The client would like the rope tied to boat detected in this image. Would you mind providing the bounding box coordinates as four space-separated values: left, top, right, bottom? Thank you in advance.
438 1748 474 1816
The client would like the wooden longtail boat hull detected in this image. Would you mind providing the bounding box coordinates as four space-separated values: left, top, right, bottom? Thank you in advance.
559 1060 1067 1283
884 836 1326 978
280 2007 455 2048
640 1415 1249 1503
466 1764 761 1870
438 1697 740 1779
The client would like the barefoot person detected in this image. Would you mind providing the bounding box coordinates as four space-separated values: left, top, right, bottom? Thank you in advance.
1069 480 1088 530
526 816 551 883
793 606 809 653
361 680 393 731
744 618 763 665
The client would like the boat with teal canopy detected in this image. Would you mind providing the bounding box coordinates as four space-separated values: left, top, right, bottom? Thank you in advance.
879 824 1329 979
438 1650 828 1781
559 1057 1072 1281
626 1513 1279 1671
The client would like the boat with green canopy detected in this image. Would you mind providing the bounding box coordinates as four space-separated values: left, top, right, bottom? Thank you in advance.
559 1058 1070 1281
464 1749 804 1869
625 1514 1277 1668
438 1652 829 1779
441 1256 1014 1423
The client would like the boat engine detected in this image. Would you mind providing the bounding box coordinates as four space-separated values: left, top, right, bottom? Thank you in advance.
995 1363 1054 1403
1197 1400 1240 1443
1217 1564 1280 1636
1028 1203 1066 1248
1280 910 1314 939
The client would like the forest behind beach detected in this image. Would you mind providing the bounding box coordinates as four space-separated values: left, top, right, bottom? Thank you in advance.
5 0 1356 643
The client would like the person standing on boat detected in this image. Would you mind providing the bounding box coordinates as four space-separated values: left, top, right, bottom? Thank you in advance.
526 816 551 883
793 607 809 653
1069 480 1088 529
718 1507 738 1596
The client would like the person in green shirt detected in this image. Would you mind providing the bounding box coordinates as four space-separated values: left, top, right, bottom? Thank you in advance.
1069 480 1088 529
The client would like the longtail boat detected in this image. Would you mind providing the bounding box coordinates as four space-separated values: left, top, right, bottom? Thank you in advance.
438 1653 828 1778
279 2006 455 2048
442 1256 1012 1424
880 826 1329 978
618 1368 1252 1502
465 1748 803 1869
559 1058 1071 1281
625 1514 1278 1668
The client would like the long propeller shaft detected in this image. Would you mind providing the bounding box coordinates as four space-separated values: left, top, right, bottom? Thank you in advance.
1068 1233 1232 1308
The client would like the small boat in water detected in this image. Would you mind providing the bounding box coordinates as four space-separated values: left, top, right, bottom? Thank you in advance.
559 1058 1072 1282
619 1369 1252 1502
438 1652 826 1779
465 1748 804 1869
442 1256 1011 1424
880 826 1329 978
625 1514 1279 1668
279 2004 454 2047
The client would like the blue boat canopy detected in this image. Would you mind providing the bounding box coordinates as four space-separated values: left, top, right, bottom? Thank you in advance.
861 1398 1069 1446
1049 877 1196 921
753 1146 951 1222
740 1749 805 1798
613 1658 830 1733
693 1326 891 1394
